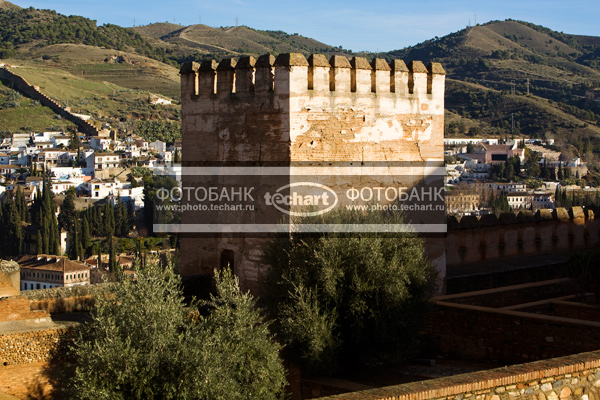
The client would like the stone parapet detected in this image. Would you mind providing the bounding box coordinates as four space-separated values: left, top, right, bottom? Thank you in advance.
180 53 445 98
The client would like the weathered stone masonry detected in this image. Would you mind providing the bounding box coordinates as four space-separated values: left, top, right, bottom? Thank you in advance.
316 350 600 400
446 207 600 267
179 53 446 290
0 327 75 366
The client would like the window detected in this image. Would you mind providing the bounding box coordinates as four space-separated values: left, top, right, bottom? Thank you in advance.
220 250 235 274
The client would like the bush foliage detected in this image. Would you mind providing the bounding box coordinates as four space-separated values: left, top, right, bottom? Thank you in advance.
60 262 286 399
260 209 436 374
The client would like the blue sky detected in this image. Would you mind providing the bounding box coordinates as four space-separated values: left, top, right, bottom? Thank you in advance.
10 0 600 52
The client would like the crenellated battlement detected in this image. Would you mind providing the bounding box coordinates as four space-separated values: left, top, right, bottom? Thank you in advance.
180 53 445 99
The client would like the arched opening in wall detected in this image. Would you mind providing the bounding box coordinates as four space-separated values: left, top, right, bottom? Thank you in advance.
220 249 235 275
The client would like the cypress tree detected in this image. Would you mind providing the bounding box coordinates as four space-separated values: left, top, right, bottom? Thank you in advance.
36 229 42 255
50 210 60 255
42 218 50 254
114 199 123 237
98 245 103 270
59 190 76 232
94 206 101 236
558 164 564 181
82 215 91 255
2 202 23 257
108 235 117 273
70 221 80 260
117 200 129 236
14 187 27 222
103 201 115 237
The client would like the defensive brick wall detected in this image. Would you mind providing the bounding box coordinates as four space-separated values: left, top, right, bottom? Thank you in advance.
446 207 600 267
0 296 49 322
0 67 98 136
432 300 600 364
430 279 600 365
315 350 600 400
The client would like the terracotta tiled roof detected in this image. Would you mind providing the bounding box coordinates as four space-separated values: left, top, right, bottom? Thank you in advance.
17 254 90 273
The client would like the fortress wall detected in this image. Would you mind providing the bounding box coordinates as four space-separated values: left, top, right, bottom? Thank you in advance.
315 350 600 400
431 300 600 365
0 67 98 136
445 207 600 267
0 296 49 322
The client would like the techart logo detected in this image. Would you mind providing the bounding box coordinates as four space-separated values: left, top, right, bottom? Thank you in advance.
264 182 338 216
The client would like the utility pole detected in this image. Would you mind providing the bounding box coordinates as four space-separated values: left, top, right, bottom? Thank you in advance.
235 16 238 27
511 80 516 96
526 78 530 95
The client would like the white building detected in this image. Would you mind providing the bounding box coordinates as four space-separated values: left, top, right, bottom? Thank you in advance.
18 254 91 291
157 151 172 165
149 140 167 153
85 178 125 198
139 155 157 169
25 176 44 190
532 192 555 210
115 186 145 210
444 138 500 146
50 180 77 195
51 166 94 179
90 137 113 152
94 153 121 170
11 133 31 150
51 134 71 148
491 182 527 193
507 192 533 210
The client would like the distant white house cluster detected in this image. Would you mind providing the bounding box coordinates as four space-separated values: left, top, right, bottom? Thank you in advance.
0 129 182 211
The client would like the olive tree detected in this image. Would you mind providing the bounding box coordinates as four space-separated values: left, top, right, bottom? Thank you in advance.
260 209 436 374
61 261 286 399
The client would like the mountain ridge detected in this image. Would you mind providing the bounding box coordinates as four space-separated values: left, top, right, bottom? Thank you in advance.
2 3 600 180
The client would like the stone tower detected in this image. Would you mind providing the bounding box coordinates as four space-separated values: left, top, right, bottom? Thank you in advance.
178 53 446 291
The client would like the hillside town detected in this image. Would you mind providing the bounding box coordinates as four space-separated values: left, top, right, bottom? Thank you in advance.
444 137 597 215
0 128 181 291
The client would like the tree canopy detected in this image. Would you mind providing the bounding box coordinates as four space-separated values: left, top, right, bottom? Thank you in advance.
60 261 286 399
259 209 436 374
